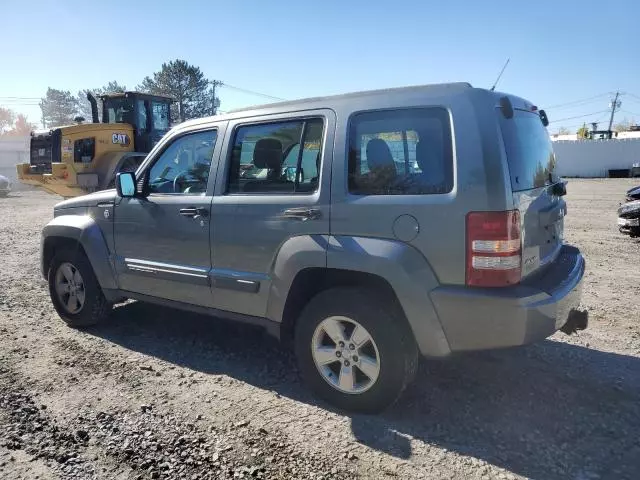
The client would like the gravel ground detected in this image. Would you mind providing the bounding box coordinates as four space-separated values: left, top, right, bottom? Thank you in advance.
1 179 639 480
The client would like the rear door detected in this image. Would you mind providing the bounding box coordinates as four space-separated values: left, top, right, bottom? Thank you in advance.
499 108 565 278
210 111 334 318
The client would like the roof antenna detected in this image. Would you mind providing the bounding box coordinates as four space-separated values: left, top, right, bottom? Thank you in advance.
490 58 510 91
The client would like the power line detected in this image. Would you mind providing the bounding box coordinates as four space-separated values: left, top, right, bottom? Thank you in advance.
548 110 610 124
0 96 40 100
621 93 640 106
221 83 285 101
545 93 612 110
551 112 611 131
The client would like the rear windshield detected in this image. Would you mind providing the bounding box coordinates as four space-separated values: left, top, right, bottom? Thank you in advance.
499 109 557 191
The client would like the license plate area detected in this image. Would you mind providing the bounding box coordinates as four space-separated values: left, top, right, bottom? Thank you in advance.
618 217 639 226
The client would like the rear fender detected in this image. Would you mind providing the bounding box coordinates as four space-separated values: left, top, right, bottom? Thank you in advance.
41 215 117 290
266 234 329 323
326 235 450 356
268 234 450 356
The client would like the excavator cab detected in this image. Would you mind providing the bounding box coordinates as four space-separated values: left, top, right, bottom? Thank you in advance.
99 92 173 153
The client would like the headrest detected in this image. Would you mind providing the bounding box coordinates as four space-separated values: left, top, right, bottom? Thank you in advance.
415 140 446 185
253 138 283 169
178 151 190 166
366 138 395 172
415 140 442 172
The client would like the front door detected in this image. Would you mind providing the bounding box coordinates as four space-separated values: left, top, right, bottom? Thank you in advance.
210 111 334 318
113 126 223 307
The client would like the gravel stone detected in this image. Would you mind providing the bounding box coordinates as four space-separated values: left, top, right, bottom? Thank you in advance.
0 182 639 479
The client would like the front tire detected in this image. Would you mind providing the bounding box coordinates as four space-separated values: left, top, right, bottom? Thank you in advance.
294 287 418 413
48 248 111 327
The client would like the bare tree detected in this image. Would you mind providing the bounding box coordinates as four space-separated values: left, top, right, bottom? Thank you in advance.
0 107 16 134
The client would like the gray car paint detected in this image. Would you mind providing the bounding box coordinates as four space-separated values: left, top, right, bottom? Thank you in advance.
209 109 335 318
42 83 585 357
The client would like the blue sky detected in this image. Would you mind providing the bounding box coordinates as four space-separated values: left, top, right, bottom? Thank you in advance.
2 0 640 132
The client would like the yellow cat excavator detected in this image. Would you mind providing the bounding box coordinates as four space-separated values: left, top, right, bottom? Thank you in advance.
17 91 173 197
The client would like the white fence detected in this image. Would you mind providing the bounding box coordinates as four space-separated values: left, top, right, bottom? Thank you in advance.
553 139 640 177
0 136 30 188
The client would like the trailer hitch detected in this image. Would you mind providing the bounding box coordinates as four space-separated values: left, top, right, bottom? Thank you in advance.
560 309 589 335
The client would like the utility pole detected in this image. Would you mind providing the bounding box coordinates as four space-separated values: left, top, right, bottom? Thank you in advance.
210 80 223 115
607 91 621 137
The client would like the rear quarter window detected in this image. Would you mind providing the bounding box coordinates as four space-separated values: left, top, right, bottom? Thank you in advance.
499 110 557 191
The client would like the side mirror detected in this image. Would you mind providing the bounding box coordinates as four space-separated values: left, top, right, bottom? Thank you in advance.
551 180 567 197
283 166 297 182
116 172 136 197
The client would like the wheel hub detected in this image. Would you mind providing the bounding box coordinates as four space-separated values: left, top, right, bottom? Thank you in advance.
311 316 381 395
54 262 86 315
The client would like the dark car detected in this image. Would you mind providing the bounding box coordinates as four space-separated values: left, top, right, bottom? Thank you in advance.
618 199 640 237
625 185 640 203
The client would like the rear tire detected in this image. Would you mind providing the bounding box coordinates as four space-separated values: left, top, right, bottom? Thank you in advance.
294 287 418 413
48 248 111 327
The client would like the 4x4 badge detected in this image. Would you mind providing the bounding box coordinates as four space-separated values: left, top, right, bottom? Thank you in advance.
103 209 110 219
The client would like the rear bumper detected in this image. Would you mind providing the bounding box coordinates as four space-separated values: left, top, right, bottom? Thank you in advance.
618 216 640 236
430 245 586 352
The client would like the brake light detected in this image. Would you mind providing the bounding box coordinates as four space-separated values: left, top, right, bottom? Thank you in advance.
466 210 521 287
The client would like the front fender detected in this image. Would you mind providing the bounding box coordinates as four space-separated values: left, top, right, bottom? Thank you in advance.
326 235 451 357
41 215 117 289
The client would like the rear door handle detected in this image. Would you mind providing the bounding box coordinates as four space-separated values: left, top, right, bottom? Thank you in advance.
179 207 208 218
281 207 322 221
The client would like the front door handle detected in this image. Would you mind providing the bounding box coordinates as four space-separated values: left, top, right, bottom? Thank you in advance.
179 207 208 218
281 207 322 221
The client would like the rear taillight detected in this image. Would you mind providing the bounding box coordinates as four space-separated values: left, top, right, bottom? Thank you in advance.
466 210 521 287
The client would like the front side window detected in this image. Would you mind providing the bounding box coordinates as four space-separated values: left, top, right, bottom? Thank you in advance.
104 98 134 124
147 130 217 195
227 118 324 194
152 101 170 131
348 108 453 195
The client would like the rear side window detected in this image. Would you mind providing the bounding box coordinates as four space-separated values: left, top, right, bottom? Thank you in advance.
499 109 557 191
348 108 453 195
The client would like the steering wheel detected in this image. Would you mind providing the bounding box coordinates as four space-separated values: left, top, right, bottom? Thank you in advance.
173 170 191 193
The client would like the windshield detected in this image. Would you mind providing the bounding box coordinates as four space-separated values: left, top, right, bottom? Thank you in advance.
104 97 134 124
499 109 558 191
